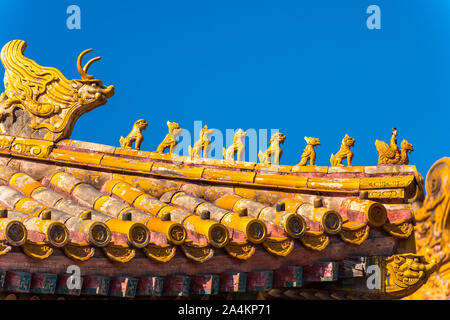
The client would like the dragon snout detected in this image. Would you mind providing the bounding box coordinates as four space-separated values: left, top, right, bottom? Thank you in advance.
102 85 115 98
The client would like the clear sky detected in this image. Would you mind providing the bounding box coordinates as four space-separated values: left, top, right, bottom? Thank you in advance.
0 0 449 176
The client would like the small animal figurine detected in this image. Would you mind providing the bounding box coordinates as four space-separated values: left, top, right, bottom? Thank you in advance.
375 128 413 165
330 134 355 167
156 121 183 154
297 137 321 166
223 129 247 162
258 132 286 165
119 119 148 150
189 125 215 159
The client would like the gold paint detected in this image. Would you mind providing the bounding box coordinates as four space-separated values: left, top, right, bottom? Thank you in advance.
189 125 214 159
143 243 177 262
180 242 213 263
224 240 255 260
156 121 182 154
63 243 95 261
375 128 413 165
222 129 247 162
339 221 370 245
119 119 148 150
258 132 286 165
103 243 135 263
262 237 294 256
330 134 355 167
0 40 114 141
22 240 53 259
297 137 320 166
383 220 413 239
299 231 330 251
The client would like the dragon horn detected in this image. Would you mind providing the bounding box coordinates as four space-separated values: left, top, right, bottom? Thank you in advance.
77 48 101 80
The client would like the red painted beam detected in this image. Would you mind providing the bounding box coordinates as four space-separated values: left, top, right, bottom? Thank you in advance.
219 272 247 293
4 271 32 293
136 276 164 296
303 262 338 282
109 276 138 298
81 275 110 296
190 274 219 295
56 274 83 296
247 270 273 292
273 266 302 288
30 272 57 294
162 275 190 297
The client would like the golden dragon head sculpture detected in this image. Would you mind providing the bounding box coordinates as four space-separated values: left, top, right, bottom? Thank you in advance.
0 40 114 142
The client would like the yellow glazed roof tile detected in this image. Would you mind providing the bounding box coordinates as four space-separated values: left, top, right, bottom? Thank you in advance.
202 168 256 183
101 155 153 172
50 148 103 165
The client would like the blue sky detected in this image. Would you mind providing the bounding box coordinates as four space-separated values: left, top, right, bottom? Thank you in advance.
0 0 449 175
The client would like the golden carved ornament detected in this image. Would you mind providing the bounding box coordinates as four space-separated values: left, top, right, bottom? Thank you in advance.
339 221 370 245
297 137 320 166
0 40 114 142
21 240 53 259
258 132 286 165
156 121 182 154
382 220 414 239
222 129 247 162
102 244 135 263
119 119 148 150
405 157 450 300
262 237 294 256
144 243 177 263
180 242 213 263
330 134 355 167
224 240 255 260
299 231 329 251
63 243 95 261
375 128 413 165
189 125 214 159
380 254 437 298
